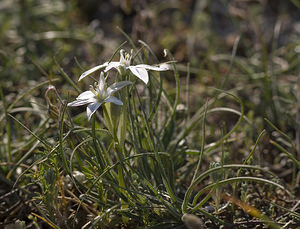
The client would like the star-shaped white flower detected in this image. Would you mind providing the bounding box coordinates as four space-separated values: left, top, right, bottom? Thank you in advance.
78 50 169 84
68 72 132 120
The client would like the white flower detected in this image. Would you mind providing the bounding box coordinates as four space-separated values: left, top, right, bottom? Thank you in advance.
79 50 170 84
68 72 132 120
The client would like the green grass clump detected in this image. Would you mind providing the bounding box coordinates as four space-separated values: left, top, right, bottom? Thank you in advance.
1 41 299 228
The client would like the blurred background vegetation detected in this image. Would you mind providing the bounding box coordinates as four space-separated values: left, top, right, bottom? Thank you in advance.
1 0 300 121
1 0 300 227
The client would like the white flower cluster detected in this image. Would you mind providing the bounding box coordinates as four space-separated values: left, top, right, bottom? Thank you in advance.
68 50 169 120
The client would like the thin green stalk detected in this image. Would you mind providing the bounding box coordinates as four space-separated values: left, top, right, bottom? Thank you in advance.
173 90 244 151
165 49 180 117
102 104 126 187
54 57 81 93
103 99 129 223
118 89 128 154
13 127 76 187
182 93 244 213
190 187 215 213
185 63 191 123
194 207 230 227
69 137 91 191
85 204 121 228
270 140 300 168
76 152 178 217
127 87 142 152
290 0 300 10
135 87 178 207
265 118 295 146
149 73 164 122
238 129 266 176
182 102 208 213
117 26 138 54
102 104 117 143
9 117 50 156
108 41 127 63
58 102 70 174
220 35 240 89
0 78 60 123
192 102 207 182
265 118 299 190
7 138 39 179
0 86 11 162
269 201 300 219
91 115 105 169
181 164 281 214
8 114 51 150
192 176 292 207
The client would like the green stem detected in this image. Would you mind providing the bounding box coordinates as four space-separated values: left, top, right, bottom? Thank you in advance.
270 140 300 168
118 88 128 156
0 86 11 162
102 103 128 223
135 87 178 206
182 102 207 213
102 104 118 143
91 115 105 169
58 103 70 174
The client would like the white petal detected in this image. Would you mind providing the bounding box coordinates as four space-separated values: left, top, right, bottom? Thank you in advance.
68 99 90 107
77 91 94 100
135 64 169 71
107 81 132 95
98 72 106 92
104 62 122 72
79 63 108 81
104 96 123 106
119 50 125 64
128 66 149 84
87 102 102 120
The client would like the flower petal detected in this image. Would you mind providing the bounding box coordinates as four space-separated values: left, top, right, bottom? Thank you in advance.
128 66 149 84
104 95 123 106
107 81 132 95
119 49 125 64
79 63 108 81
77 91 95 100
87 102 102 120
98 72 106 92
104 62 122 72
68 99 91 107
135 64 169 71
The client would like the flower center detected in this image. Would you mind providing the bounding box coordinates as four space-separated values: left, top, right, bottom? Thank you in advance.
124 53 131 66
120 49 132 67
90 85 107 101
